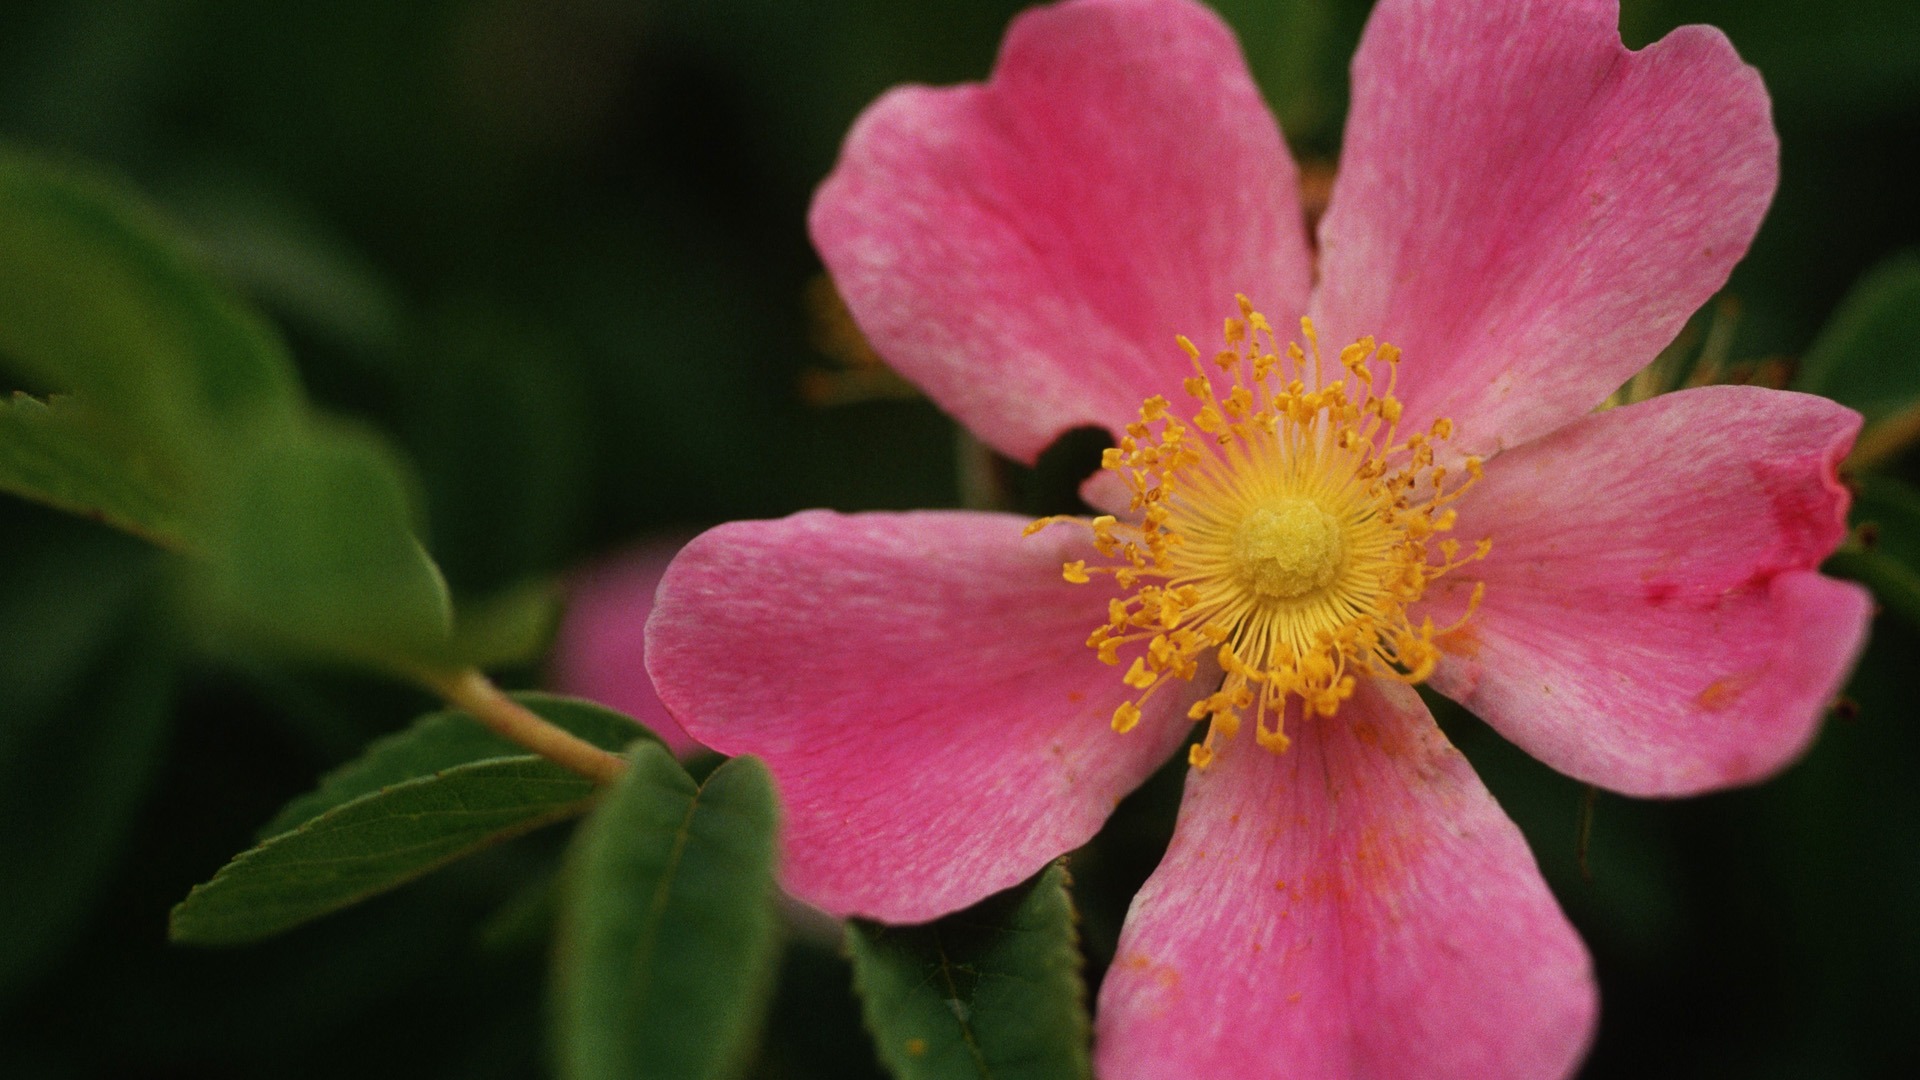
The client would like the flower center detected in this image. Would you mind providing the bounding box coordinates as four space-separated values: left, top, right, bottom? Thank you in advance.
1028 296 1489 768
1231 501 1343 599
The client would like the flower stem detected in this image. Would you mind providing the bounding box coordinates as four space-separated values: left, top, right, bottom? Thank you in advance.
414 667 628 784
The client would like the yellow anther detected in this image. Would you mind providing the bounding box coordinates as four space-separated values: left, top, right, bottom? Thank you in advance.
1148 636 1176 667
1255 725 1291 753
1224 386 1254 418
1027 298 1489 768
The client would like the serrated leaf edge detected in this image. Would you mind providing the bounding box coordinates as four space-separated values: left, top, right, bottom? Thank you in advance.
255 692 660 840
170 755 599 945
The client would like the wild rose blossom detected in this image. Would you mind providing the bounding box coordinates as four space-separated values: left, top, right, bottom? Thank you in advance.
642 0 1871 1075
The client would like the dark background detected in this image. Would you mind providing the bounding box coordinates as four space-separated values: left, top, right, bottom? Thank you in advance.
0 0 1916 1076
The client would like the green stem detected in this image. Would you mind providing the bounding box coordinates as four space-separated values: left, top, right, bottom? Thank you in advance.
412 667 628 784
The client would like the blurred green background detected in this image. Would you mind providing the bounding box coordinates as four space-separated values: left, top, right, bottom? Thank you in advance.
0 0 1916 1076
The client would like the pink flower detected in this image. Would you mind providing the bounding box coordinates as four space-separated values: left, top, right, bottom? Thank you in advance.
551 537 703 757
644 0 1871 1076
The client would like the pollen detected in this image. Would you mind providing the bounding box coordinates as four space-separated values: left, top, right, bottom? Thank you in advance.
1029 296 1489 768
1232 501 1344 599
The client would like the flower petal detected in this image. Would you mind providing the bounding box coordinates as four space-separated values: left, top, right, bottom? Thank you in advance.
549 538 702 757
1095 678 1595 1080
810 0 1313 463
1425 386 1870 796
1312 0 1777 456
645 509 1196 922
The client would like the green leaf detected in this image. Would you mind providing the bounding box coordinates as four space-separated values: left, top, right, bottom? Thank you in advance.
1829 472 1920 626
426 577 565 669
170 756 600 945
553 748 781 1080
0 149 463 669
257 693 656 839
192 422 454 662
1793 251 1920 467
0 391 190 548
0 148 303 477
846 862 1092 1080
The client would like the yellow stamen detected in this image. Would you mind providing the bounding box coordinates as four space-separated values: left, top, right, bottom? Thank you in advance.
1031 296 1489 767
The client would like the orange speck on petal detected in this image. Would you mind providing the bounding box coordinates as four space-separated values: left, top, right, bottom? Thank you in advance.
1697 671 1760 711
1434 619 1481 658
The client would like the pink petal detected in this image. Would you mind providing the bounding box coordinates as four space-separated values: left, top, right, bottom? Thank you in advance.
549 537 702 757
1425 386 1870 797
645 510 1196 922
1312 0 1777 457
810 0 1313 464
1095 678 1595 1080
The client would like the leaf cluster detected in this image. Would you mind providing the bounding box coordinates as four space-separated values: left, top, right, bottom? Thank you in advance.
0 142 1104 1080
